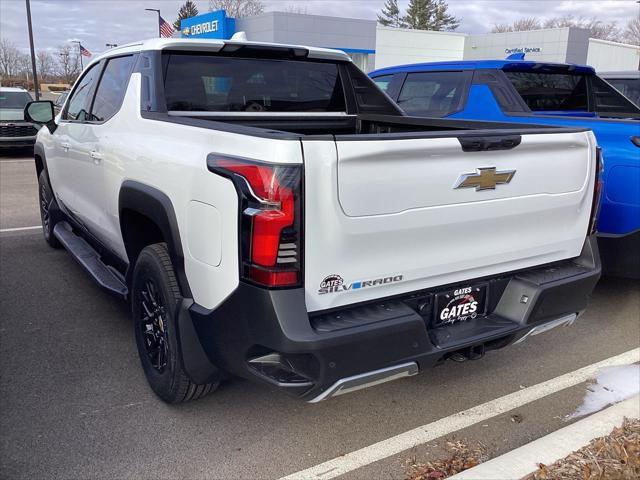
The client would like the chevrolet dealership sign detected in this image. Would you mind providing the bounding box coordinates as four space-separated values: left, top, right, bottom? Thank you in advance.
180 10 236 39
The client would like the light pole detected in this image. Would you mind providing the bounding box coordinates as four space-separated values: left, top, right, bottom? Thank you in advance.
145 8 161 38
25 0 39 99
71 40 83 69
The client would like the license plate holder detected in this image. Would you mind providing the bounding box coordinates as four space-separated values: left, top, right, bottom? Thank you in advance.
434 284 487 327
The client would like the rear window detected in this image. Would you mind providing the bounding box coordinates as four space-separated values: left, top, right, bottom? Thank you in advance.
505 71 588 112
0 91 33 109
396 71 470 117
163 53 346 113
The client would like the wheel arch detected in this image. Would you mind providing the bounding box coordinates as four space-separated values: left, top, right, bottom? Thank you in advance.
118 181 192 298
33 142 47 180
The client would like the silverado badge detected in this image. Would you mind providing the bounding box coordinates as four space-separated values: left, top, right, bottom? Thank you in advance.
454 167 516 191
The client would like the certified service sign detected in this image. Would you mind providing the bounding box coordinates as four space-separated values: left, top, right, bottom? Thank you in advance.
180 10 236 39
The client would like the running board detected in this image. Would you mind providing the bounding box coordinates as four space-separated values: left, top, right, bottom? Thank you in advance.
53 222 128 298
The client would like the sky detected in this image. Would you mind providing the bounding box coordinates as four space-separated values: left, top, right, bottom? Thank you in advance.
0 0 638 56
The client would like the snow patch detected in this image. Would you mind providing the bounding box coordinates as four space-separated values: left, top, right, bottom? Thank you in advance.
569 364 640 419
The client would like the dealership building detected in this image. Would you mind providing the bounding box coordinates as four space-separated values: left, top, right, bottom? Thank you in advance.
180 10 640 72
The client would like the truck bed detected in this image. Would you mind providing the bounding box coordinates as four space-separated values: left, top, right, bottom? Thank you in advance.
149 111 587 138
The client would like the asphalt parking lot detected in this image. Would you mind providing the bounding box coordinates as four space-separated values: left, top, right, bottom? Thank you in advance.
1 150 639 480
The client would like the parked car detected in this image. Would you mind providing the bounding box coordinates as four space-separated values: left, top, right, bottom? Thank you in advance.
371 57 640 278
0 87 37 148
600 71 640 107
25 38 600 404
53 90 69 114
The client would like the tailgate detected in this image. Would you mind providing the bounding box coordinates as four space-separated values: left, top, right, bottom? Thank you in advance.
303 130 597 312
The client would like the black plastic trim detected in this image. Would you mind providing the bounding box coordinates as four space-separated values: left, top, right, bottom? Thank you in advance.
459 134 521 152
118 181 192 297
597 229 640 279
186 237 601 400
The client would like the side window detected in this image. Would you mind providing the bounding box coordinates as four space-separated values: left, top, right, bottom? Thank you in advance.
504 71 588 112
397 71 470 117
89 55 135 122
372 74 394 93
64 63 100 121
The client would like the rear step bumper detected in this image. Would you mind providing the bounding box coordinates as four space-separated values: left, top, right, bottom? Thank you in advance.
186 236 600 401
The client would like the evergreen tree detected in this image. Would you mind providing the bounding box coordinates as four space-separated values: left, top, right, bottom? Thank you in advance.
377 0 405 28
174 0 199 31
403 0 459 31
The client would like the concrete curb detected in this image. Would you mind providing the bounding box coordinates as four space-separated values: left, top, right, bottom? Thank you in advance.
449 395 640 479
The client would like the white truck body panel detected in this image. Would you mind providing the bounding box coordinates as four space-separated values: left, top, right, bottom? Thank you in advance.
44 73 304 310
37 44 596 315
303 131 596 312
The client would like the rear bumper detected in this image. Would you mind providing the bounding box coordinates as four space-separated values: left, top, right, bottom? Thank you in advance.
182 236 601 401
598 229 640 279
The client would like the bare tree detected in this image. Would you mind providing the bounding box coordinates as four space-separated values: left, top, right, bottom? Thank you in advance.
492 17 541 33
544 15 620 42
282 4 308 14
622 17 640 45
56 45 81 84
36 50 55 82
208 0 264 18
0 38 22 78
492 15 622 41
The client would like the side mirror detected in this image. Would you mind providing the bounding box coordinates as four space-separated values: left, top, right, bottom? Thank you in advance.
24 101 56 131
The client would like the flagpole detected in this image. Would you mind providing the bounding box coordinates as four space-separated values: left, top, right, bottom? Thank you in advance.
72 40 83 69
145 8 161 38
25 0 40 100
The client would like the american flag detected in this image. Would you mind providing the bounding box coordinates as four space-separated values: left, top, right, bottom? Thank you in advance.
159 15 174 38
80 45 92 57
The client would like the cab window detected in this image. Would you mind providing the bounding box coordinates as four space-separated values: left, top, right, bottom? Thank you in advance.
64 63 100 121
89 55 135 122
372 74 394 93
397 71 470 117
163 53 346 112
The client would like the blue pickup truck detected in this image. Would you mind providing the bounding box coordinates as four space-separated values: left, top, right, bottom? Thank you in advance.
370 58 640 278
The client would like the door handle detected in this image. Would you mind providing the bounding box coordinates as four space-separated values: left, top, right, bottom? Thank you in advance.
89 150 103 164
60 142 70 152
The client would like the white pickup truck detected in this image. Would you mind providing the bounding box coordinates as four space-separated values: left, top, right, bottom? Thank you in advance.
25 38 601 404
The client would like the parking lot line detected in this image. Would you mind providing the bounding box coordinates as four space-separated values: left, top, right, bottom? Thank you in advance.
0 225 41 233
279 348 640 480
0 159 34 164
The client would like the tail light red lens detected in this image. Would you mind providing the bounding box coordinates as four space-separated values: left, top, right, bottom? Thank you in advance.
207 155 302 288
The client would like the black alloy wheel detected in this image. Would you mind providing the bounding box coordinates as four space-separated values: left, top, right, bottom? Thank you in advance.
132 243 219 403
37 171 61 248
139 279 169 372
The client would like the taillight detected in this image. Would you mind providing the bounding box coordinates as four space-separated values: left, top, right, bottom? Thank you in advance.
207 154 302 288
589 147 604 235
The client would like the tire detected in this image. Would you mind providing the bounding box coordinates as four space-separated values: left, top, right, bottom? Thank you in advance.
132 243 218 403
38 171 61 249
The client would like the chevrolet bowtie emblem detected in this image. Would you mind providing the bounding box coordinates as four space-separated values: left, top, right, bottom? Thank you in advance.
454 167 516 191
